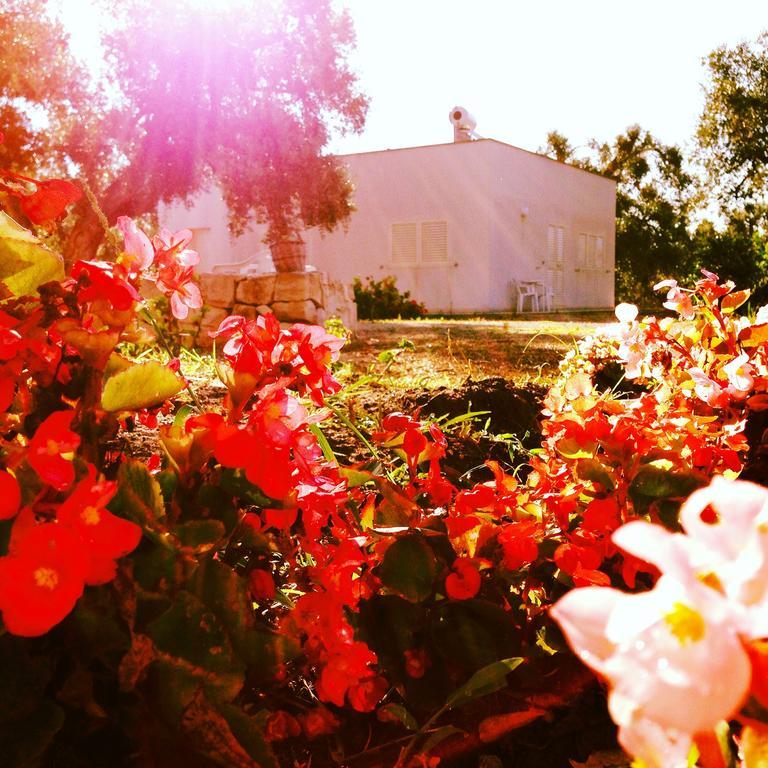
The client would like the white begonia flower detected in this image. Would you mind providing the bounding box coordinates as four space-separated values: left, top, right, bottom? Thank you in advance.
553 576 750 768
615 303 639 324
552 478 768 768
679 477 768 638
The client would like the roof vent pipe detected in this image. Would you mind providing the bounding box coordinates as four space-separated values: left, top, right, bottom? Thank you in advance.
449 106 477 142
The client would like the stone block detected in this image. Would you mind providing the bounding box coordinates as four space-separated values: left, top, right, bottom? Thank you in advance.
199 273 236 308
273 271 323 303
271 299 319 324
235 275 275 306
232 303 262 321
198 305 229 332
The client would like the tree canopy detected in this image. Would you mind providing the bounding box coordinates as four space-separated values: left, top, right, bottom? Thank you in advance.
0 0 368 259
698 32 768 220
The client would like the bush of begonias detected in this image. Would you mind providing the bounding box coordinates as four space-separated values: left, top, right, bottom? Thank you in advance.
3 156 768 768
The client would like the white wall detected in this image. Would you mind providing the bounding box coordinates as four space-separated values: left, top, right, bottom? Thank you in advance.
159 187 272 275
159 139 616 313
486 141 616 310
304 141 494 314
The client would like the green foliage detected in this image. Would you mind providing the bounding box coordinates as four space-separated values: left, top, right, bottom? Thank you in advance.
698 32 768 217
379 534 437 602
353 275 427 320
101 360 184 411
0 211 64 296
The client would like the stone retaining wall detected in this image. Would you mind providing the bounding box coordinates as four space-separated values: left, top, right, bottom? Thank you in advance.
181 272 357 346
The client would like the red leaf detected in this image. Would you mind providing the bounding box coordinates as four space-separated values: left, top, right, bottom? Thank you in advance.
19 179 81 224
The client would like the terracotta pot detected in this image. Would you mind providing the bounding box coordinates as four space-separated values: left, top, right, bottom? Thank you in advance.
270 237 306 273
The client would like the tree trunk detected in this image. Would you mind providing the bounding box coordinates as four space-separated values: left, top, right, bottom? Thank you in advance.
62 197 108 267
61 177 138 266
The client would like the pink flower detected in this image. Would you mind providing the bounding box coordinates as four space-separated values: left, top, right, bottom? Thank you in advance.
663 287 695 320
552 478 768 767
117 217 154 271
152 228 199 268
723 353 754 399
155 263 202 320
687 367 727 407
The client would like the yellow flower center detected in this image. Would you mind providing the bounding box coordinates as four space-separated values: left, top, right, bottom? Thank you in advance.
664 602 706 645
46 439 60 456
81 505 101 526
33 566 59 591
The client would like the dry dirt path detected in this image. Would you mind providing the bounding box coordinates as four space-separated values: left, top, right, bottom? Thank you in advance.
340 316 615 389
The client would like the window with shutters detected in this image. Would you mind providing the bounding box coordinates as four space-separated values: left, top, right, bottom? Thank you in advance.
577 233 587 267
391 223 418 264
576 233 607 268
545 225 565 309
595 236 605 267
421 220 448 262
391 221 448 264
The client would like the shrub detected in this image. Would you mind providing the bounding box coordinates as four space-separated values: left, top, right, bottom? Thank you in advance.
353 275 427 319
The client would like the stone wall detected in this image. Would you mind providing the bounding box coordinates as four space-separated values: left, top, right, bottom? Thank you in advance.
182 272 357 346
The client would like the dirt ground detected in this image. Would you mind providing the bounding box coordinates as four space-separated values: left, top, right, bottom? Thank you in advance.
339 316 614 390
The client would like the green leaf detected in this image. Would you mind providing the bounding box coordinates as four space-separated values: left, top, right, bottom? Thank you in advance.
101 360 184 412
190 559 253 644
379 535 437 602
339 465 375 488
217 702 277 768
445 657 524 709
147 590 244 701
175 520 226 553
378 703 418 731
421 725 465 755
110 460 166 528
373 478 419 528
0 211 64 297
556 437 596 459
575 458 615 491
308 423 336 463
629 464 705 502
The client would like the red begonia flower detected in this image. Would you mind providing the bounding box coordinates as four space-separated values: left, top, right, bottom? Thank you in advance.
71 260 141 312
316 641 377 707
497 520 540 571
0 523 87 636
56 469 141 585
27 410 80 490
347 675 388 713
445 558 481 600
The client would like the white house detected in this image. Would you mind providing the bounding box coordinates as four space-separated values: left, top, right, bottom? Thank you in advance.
161 109 616 313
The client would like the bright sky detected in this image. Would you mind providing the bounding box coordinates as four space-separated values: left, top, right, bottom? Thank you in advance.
330 0 768 157
58 0 768 158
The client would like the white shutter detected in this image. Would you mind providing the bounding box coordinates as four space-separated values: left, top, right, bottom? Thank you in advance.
595 236 605 268
391 223 417 264
421 221 448 262
577 234 587 267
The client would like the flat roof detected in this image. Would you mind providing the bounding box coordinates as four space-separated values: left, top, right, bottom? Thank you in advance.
335 137 616 184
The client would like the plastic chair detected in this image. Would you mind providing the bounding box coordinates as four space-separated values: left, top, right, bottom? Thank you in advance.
510 280 539 313
534 282 554 312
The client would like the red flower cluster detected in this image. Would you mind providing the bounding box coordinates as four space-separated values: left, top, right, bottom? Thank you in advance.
0 415 141 635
